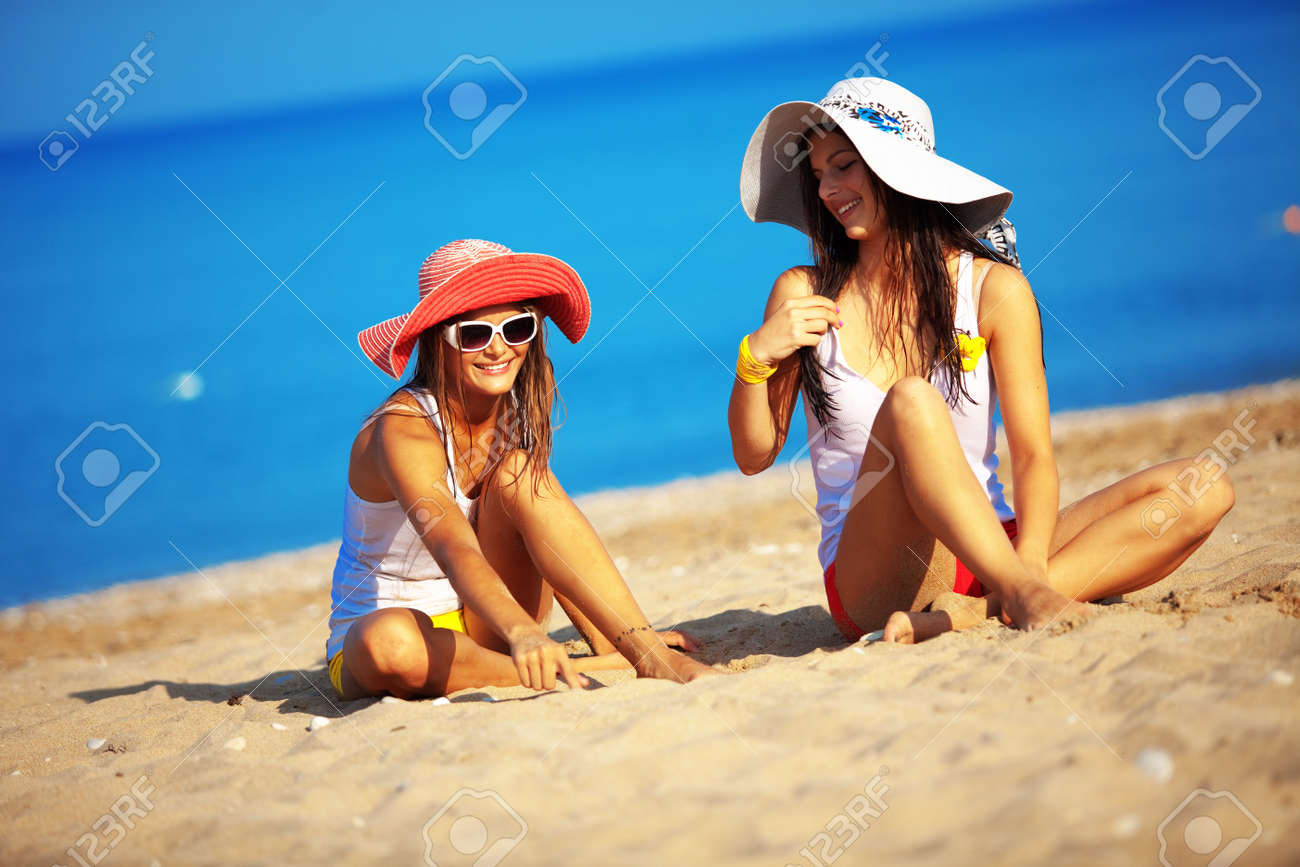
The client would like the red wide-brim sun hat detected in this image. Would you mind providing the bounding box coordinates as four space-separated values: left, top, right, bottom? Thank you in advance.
359 239 592 379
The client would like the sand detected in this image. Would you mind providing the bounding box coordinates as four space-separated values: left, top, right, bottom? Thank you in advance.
2 381 1298 866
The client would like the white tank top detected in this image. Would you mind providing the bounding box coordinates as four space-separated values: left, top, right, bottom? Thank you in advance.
804 251 1014 572
326 388 474 660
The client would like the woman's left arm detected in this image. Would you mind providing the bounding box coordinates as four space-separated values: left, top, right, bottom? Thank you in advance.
979 261 1058 578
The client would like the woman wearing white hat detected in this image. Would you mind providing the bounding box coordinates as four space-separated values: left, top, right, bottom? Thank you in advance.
730 78 1234 641
328 239 715 699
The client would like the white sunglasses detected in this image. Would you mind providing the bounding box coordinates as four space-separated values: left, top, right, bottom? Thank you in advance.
442 311 539 352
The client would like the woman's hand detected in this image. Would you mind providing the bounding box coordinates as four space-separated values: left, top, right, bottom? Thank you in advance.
728 267 827 474
508 628 590 691
657 628 702 652
746 296 840 366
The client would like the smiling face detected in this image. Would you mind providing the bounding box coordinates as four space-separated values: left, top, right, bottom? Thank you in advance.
440 302 536 398
808 129 887 242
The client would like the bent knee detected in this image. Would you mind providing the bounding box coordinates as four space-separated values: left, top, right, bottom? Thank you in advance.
486 449 557 499
886 376 941 404
1165 458 1235 539
879 376 948 434
493 449 532 482
1197 468 1235 526
350 610 427 682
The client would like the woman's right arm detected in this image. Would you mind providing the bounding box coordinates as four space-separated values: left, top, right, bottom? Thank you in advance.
727 267 839 474
368 413 586 691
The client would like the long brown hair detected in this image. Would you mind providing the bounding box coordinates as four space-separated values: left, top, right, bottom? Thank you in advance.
797 127 1017 429
377 304 559 494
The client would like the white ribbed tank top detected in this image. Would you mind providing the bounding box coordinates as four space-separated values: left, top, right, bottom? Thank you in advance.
804 251 1014 572
326 388 473 660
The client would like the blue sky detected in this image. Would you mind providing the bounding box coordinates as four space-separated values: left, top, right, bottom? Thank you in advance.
1 0 1093 146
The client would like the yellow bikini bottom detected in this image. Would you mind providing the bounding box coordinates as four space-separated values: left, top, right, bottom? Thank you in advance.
327 608 468 697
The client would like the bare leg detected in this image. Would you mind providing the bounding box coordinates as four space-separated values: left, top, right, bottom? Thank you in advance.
339 608 512 700
832 377 1086 634
464 451 716 683
336 608 634 701
334 451 716 700
881 458 1234 644
1044 457 1233 598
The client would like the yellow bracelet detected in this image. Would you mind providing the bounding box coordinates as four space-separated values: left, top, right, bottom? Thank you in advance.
737 335 778 384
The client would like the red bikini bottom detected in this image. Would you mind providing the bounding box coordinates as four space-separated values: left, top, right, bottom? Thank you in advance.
824 519 1019 641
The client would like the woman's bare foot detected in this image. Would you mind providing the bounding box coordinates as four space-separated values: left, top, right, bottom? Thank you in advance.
882 590 1004 645
881 607 975 644
1002 580 1092 631
881 610 954 644
634 650 720 682
623 637 721 683
577 644 717 681
666 655 723 682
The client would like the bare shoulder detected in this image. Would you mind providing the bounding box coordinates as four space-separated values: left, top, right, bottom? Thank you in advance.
976 260 1037 333
365 393 444 464
766 266 814 315
774 265 814 295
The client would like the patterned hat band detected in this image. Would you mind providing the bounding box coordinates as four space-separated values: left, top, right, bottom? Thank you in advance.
817 92 936 153
740 78 1013 238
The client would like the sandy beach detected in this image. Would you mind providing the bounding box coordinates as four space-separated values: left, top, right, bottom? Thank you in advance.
3 380 1298 866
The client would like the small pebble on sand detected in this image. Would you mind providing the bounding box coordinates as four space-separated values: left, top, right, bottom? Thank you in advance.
1111 813 1141 838
1135 747 1174 783
309 716 331 731
222 737 247 752
1268 670 1293 686
270 723 288 731
86 738 107 751
9 769 20 776
1231 533 1240 544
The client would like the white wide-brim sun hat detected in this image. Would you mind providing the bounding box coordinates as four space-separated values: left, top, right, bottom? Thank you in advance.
740 77 1012 237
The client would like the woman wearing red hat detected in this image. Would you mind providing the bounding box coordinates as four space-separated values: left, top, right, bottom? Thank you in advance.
329 239 715 699
730 78 1234 642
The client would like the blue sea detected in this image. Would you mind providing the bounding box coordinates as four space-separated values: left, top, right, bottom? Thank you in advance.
2 0 1296 606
